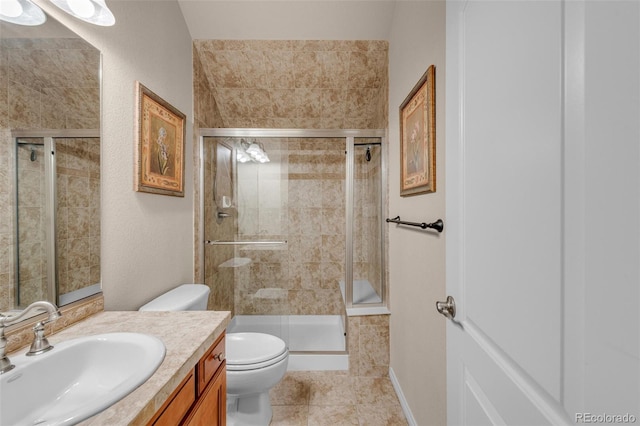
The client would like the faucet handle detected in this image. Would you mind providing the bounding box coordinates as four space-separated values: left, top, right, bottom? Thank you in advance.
26 321 55 356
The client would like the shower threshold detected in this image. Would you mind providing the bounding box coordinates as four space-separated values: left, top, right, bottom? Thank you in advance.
227 315 348 371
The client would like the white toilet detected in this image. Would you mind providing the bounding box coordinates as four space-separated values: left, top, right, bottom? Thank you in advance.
225 332 289 426
138 284 211 311
138 284 289 426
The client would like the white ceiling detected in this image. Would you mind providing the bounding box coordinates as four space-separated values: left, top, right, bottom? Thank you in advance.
177 0 398 40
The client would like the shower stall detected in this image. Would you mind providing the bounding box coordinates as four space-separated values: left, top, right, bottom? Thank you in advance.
12 130 101 309
199 129 387 370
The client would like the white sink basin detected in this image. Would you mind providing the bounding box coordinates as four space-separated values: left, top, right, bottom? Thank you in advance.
0 332 165 426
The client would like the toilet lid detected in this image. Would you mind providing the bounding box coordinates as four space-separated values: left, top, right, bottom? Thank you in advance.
138 284 210 311
226 332 288 368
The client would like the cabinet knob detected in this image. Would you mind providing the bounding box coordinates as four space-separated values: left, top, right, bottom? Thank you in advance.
213 352 225 362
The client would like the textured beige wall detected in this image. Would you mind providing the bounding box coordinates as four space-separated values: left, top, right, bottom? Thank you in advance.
33 0 196 310
388 1 447 425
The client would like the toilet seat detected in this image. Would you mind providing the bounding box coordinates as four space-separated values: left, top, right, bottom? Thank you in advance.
226 332 288 371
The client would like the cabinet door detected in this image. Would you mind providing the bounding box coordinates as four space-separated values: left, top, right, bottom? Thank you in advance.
151 372 196 426
185 367 227 426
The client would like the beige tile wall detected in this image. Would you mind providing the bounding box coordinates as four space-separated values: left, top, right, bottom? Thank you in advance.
193 40 388 129
192 47 225 287
0 38 100 130
348 314 390 377
193 45 225 130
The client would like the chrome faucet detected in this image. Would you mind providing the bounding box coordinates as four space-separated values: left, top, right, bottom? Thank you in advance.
0 301 62 374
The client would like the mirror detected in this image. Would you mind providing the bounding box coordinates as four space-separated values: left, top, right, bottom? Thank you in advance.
0 13 101 313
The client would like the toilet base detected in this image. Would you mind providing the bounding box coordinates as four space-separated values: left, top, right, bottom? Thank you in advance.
226 392 273 426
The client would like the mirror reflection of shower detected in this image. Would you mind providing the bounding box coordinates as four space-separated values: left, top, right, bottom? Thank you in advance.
14 133 101 309
15 138 51 306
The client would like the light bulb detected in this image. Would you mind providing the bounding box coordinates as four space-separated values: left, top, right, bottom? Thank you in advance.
246 143 260 155
0 0 23 18
0 0 45 25
236 150 251 163
67 0 95 18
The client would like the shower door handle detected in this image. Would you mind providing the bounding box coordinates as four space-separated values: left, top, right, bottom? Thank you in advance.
436 296 456 319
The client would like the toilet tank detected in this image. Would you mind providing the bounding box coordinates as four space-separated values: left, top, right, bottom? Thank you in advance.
138 284 210 311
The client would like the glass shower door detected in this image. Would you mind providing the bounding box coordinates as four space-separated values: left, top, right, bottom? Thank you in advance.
15 138 50 306
203 136 290 343
348 138 385 311
203 134 349 353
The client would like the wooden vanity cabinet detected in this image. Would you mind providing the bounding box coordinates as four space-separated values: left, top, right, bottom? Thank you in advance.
149 332 226 426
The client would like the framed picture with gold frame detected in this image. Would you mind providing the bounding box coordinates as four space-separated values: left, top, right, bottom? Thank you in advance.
400 65 436 196
135 82 186 197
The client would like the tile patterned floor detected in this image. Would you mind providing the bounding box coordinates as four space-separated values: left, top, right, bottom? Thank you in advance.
269 371 409 426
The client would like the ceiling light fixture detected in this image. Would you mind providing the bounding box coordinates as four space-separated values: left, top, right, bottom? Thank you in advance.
0 0 46 26
50 0 115 26
236 139 270 164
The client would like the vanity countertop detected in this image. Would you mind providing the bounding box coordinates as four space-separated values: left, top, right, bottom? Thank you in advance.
14 310 231 425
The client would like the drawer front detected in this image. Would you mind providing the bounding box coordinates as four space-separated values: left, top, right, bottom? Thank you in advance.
198 332 226 394
152 371 196 426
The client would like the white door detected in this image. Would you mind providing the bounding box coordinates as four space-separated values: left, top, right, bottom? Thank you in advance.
445 0 640 424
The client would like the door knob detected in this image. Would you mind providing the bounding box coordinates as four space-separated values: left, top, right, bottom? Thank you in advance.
436 296 456 319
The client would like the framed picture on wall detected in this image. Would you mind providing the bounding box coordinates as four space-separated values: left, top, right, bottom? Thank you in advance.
399 65 436 196
135 81 186 197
